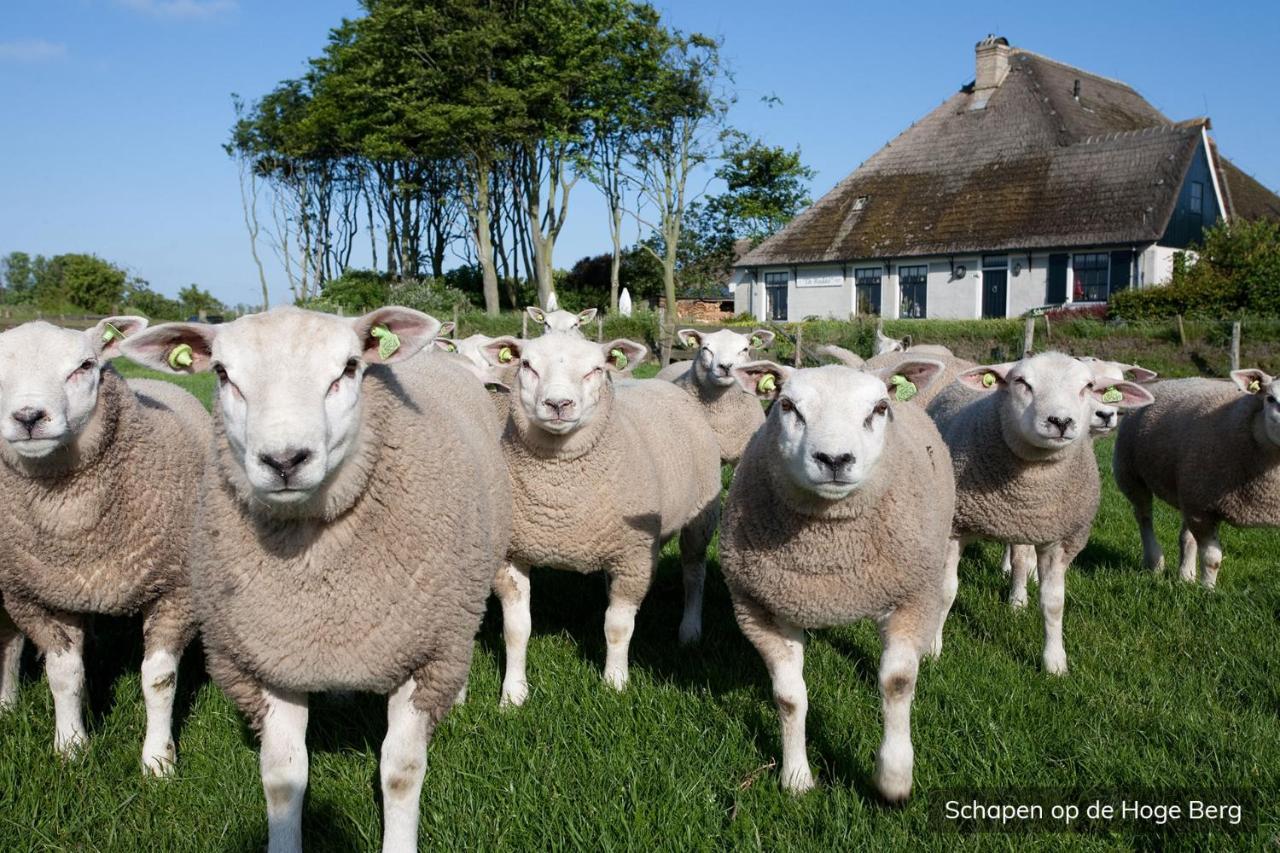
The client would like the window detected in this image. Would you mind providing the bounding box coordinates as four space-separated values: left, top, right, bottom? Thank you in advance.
899 265 928 318
854 267 881 316
764 271 788 321
1072 253 1110 302
1190 181 1204 216
852 195 869 212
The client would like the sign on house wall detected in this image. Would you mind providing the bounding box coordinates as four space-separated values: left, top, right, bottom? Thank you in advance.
795 267 844 288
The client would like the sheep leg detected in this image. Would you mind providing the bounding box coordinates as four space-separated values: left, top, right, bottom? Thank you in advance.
677 501 717 646
1188 517 1223 590
1130 487 1164 572
0 609 22 710
874 604 929 803
734 596 812 793
1008 544 1037 610
494 561 532 708
1177 520 1199 583
43 612 87 756
259 687 309 853
1037 542 1069 676
381 677 430 853
602 567 650 691
928 536 964 659
140 592 194 777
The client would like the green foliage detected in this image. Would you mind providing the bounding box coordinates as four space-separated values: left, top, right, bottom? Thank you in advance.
317 270 392 313
706 130 815 242
1110 219 1280 319
178 284 226 318
45 254 126 314
389 276 476 316
1 251 35 304
122 278 185 321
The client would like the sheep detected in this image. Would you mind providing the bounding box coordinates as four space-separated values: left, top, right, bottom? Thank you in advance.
865 350 976 408
0 316 208 775
875 327 907 355
479 332 721 704
654 327 776 463
0 607 22 709
121 306 510 853
719 358 953 800
926 352 1153 674
527 305 597 336
1113 369 1280 590
813 344 865 368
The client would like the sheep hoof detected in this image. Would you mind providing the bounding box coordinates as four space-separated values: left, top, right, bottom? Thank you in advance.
602 667 628 692
142 740 177 777
453 684 468 706
499 681 528 709
1009 593 1028 610
780 765 815 794
677 619 702 647
925 634 943 660
1043 651 1068 676
54 730 87 759
873 763 913 804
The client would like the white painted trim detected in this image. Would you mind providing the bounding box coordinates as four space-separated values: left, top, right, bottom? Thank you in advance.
1201 126 1228 224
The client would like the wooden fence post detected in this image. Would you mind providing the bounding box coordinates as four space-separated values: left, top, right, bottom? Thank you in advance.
1230 320 1241 372
1176 314 1187 348
452 305 460 338
1022 316 1035 356
521 312 528 339
793 325 803 367
597 316 603 342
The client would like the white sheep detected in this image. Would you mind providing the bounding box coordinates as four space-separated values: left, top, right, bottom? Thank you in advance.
0 608 22 710
481 332 721 703
0 317 208 774
719 358 954 800
654 327 776 463
122 306 509 853
1113 369 1280 589
926 352 1153 674
527 305 597 336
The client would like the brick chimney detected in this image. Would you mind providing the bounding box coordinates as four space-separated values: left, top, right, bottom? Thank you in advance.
972 35 1010 107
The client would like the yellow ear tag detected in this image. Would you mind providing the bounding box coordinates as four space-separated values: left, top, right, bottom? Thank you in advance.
683 337 696 349
750 335 763 348
167 343 194 369
756 373 776 394
1248 380 1261 393
370 325 400 360
498 346 513 363
982 372 997 388
610 347 629 370
1101 387 1124 404
101 323 123 344
890 374 917 402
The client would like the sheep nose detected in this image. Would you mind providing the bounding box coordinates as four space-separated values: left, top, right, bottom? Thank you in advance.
259 448 312 481
544 398 574 417
716 364 732 376
812 451 854 472
12 407 46 433
1047 415 1074 436
1096 411 1115 426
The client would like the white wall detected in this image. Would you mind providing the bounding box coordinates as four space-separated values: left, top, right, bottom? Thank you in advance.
790 265 851 319
926 259 980 319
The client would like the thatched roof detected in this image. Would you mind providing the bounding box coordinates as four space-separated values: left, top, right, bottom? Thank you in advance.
740 46 1280 267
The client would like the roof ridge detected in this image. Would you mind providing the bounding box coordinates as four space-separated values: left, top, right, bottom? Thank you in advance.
1009 48 1138 92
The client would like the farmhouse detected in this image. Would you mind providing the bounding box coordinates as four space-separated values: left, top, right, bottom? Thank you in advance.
733 37 1280 321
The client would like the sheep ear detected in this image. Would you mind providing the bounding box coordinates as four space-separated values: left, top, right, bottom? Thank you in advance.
577 308 597 324
526 306 546 325
89 315 148 360
481 336 522 368
676 329 701 349
748 329 775 349
1231 369 1273 396
601 338 646 374
434 338 460 353
732 360 792 400
1091 380 1155 409
957 362 1017 392
875 358 944 402
119 322 217 375
352 307 440 364
437 321 456 338
1124 365 1159 384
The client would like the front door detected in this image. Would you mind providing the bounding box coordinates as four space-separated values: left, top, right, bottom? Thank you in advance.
982 269 1007 318
764 272 788 321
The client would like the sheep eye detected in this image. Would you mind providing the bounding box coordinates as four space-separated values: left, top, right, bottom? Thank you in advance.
1268 395 1277 405
585 367 603 380
874 400 889 416
213 364 229 384
778 398 794 413
343 358 359 379
1016 377 1033 392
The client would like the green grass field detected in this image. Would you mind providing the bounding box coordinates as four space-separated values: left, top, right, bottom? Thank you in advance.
1 361 1276 851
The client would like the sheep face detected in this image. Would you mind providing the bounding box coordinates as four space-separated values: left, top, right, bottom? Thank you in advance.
1233 369 1280 447
875 330 906 355
0 317 147 459
122 307 440 508
677 328 774 388
526 306 597 336
1078 357 1159 436
958 352 1154 451
435 333 495 370
483 334 645 436
734 360 943 501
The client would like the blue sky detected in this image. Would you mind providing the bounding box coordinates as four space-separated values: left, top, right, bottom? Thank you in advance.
2 0 1277 308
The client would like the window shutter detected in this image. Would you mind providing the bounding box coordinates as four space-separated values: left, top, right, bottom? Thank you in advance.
1109 250 1133 293
1047 253 1068 304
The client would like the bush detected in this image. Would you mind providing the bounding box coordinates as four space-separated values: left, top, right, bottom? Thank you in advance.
318 270 390 313
389 276 476 316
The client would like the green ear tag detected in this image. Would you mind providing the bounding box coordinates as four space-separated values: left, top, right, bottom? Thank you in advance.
610 347 629 370
167 343 194 370
101 323 123 344
982 372 997 388
1101 386 1124 404
757 373 776 394
683 337 696 349
442 342 457 352
498 346 513 363
890 374 917 402
1248 380 1261 393
750 335 763 348
370 325 400 360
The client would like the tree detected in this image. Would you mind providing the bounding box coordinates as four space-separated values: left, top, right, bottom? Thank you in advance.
55 254 127 314
629 31 730 363
178 284 225 317
1 252 35 304
705 131 814 242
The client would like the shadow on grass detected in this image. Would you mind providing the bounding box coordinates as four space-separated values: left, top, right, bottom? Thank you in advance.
219 797 364 853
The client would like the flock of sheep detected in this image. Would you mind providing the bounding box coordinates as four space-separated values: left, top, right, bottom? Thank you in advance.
0 304 1276 851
